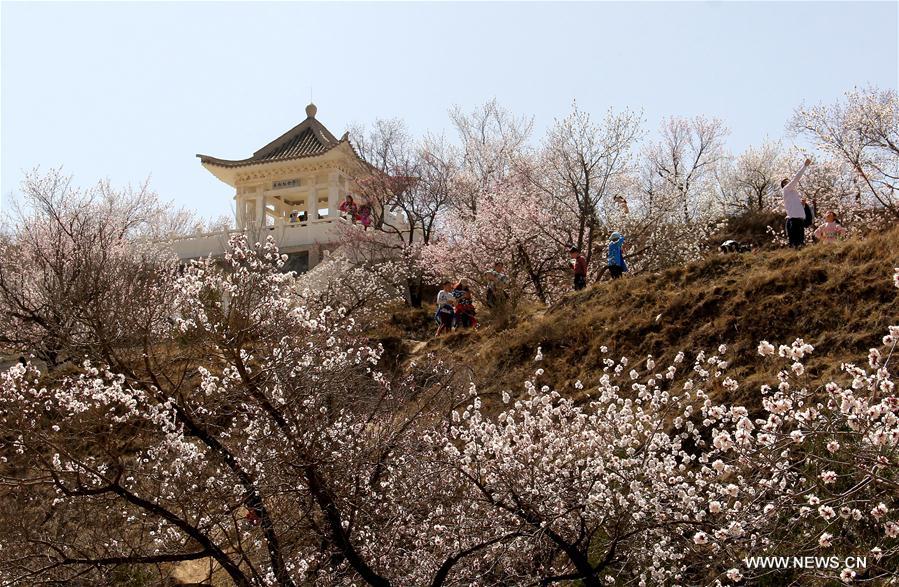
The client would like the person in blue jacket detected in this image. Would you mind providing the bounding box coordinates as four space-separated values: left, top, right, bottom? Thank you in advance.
607 231 627 279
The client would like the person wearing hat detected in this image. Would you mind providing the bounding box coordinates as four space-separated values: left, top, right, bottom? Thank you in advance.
607 232 627 280
569 246 588 291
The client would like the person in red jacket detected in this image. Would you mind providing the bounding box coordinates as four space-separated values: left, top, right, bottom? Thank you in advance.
569 246 588 291
338 195 358 223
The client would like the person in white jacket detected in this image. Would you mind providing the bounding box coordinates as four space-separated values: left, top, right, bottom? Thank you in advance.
782 158 812 248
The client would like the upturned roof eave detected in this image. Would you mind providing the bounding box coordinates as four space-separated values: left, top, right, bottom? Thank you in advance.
196 139 344 169
197 141 366 188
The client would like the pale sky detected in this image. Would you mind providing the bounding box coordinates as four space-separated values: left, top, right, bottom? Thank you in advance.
2 1 897 219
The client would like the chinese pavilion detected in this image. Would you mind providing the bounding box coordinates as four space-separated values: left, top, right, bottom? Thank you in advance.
172 103 387 272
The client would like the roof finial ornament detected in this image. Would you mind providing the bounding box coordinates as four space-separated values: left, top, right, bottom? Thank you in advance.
306 102 317 119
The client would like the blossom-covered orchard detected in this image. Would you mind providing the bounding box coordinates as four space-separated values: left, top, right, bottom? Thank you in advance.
0 211 896 585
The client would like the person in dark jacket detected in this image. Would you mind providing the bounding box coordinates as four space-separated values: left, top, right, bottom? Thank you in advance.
452 281 477 329
569 247 588 290
453 278 474 328
607 232 627 279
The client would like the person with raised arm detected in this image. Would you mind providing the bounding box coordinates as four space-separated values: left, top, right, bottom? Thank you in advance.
606 232 627 280
782 158 812 248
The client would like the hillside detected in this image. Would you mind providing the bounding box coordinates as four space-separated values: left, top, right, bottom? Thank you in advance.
393 227 899 407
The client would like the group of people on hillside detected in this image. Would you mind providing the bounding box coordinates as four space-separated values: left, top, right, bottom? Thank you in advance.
570 159 844 291
434 243 625 335
434 263 509 336
338 195 373 229
434 279 477 335
432 157 845 324
568 230 628 291
782 158 846 247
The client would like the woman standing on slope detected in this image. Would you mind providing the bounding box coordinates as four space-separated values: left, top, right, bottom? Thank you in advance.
569 247 588 290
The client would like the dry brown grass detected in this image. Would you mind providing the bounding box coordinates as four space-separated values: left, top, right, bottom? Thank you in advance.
416 227 899 408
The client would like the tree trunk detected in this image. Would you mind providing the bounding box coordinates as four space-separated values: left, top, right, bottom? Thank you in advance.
516 244 547 304
407 276 423 308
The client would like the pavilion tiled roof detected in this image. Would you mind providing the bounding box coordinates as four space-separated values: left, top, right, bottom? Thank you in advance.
197 104 348 168
267 127 328 159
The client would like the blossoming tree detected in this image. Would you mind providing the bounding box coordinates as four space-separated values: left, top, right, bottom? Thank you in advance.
792 87 899 219
419 181 576 305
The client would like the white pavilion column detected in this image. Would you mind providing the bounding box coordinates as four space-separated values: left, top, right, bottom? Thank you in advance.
255 196 265 228
327 172 339 218
235 194 245 229
309 186 319 219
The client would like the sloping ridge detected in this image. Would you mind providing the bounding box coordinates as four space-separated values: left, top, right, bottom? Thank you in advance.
438 228 899 407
